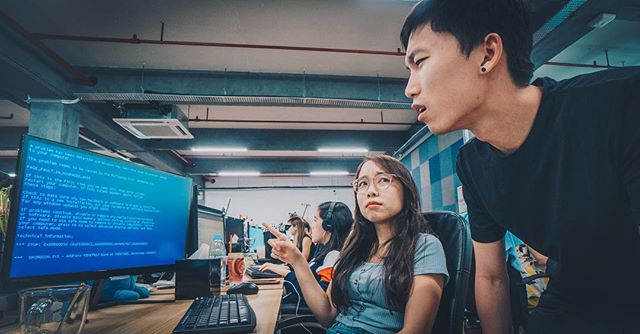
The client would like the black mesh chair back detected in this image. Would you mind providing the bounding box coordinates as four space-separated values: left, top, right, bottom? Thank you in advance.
424 211 473 334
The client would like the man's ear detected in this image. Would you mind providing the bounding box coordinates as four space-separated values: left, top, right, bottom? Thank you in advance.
479 33 504 74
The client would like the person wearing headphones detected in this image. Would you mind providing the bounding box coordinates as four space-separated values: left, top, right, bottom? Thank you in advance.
260 201 353 306
265 155 448 333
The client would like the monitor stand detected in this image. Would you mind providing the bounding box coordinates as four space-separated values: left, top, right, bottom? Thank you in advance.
0 292 19 329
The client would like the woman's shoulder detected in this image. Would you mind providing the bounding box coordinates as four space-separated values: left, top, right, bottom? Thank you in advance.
414 233 446 263
322 250 340 264
416 233 443 248
414 233 449 283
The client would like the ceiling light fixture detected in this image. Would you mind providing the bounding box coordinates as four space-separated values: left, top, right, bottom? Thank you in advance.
191 147 248 152
309 171 350 176
217 171 261 177
317 147 369 153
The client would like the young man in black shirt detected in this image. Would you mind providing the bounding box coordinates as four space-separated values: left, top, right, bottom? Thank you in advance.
401 1 639 333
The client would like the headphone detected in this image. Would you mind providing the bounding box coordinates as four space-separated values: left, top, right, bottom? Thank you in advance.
322 202 337 232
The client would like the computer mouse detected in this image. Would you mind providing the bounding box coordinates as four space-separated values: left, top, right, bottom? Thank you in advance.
227 282 259 295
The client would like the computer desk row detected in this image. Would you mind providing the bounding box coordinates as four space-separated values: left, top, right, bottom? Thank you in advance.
4 277 284 334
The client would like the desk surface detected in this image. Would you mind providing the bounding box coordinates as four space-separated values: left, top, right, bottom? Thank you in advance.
5 280 283 334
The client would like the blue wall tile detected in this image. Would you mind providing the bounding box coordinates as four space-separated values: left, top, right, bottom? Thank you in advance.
399 133 464 213
428 155 441 183
452 141 463 175
419 141 430 164
439 147 454 180
411 166 421 190
427 137 439 158
431 180 443 209
401 156 411 170
443 204 457 212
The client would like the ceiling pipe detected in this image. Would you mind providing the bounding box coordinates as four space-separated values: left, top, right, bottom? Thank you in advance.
393 125 430 159
0 11 97 86
32 32 624 69
170 149 196 167
33 32 405 56
543 61 619 69
188 118 417 126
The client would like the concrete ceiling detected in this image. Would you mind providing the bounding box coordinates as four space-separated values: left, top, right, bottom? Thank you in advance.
2 0 638 176
2 0 414 77
534 18 640 80
0 99 29 127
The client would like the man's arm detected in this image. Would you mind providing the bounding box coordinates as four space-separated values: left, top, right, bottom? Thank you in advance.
474 239 513 334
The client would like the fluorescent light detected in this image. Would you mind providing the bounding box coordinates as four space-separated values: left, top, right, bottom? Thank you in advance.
8 173 16 177
191 147 248 153
217 171 261 177
309 171 350 176
317 147 368 153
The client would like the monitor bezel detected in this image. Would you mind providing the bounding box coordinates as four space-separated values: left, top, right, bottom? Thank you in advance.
0 135 193 291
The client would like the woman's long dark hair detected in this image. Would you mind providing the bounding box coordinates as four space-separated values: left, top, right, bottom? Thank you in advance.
331 155 432 312
288 215 310 253
312 201 353 264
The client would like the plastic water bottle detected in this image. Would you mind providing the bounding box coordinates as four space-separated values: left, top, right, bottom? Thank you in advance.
210 234 227 286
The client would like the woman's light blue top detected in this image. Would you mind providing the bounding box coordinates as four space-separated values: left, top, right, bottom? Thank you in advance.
334 233 449 334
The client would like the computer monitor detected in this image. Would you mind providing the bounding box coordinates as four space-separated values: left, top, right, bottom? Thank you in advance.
0 135 193 289
196 205 225 249
224 216 244 254
185 185 200 256
248 226 264 253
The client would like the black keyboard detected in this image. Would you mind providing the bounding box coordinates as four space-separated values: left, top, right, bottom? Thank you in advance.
246 266 281 279
173 294 256 334
255 258 282 265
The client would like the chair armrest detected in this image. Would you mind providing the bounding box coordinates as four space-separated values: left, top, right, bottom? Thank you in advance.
521 273 549 285
280 303 312 315
277 315 326 331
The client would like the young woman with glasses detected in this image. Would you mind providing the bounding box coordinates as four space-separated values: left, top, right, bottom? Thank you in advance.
264 154 448 333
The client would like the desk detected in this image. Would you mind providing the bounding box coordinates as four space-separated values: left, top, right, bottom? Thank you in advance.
4 280 284 334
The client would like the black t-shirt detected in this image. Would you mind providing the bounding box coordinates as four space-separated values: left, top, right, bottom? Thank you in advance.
457 67 640 314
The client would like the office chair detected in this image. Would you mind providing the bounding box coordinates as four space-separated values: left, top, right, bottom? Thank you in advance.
425 211 473 334
465 243 556 333
277 211 473 334
278 304 325 334
508 257 555 333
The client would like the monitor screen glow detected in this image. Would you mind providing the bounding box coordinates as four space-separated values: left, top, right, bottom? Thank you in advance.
2 136 192 287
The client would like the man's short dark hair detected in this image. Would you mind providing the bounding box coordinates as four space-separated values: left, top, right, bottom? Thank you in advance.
401 0 534 86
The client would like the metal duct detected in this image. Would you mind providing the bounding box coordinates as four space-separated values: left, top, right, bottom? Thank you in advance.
75 93 412 109
533 0 588 45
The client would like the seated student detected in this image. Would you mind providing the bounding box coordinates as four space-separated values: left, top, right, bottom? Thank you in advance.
265 155 448 333
288 213 315 262
260 202 353 306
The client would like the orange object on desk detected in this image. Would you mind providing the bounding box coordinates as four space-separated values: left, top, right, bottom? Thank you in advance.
227 257 245 283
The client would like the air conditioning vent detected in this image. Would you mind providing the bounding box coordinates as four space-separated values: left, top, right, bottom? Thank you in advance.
113 118 194 139
113 104 193 139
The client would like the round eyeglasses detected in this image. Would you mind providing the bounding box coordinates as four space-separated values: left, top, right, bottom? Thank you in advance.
352 173 397 193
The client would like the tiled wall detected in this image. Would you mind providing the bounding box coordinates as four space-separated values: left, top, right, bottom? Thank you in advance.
401 131 464 212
